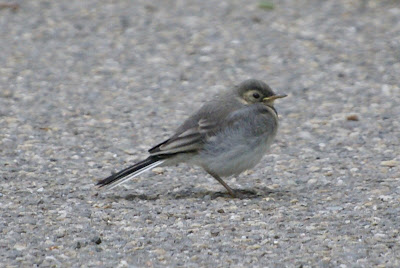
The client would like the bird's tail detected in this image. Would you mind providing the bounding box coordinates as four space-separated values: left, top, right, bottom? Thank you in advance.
97 157 165 191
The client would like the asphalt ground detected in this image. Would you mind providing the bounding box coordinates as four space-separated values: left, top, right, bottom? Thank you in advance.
1 0 399 267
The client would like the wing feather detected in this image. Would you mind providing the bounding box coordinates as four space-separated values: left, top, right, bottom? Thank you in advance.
148 97 242 156
148 119 217 156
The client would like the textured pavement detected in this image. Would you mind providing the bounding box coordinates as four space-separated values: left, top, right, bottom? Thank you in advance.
1 0 400 267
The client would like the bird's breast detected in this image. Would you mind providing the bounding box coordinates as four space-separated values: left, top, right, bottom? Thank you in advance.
198 125 277 177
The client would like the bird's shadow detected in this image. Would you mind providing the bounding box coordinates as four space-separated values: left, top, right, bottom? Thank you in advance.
107 186 289 201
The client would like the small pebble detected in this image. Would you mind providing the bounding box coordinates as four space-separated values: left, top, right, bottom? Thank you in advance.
152 167 164 174
380 160 398 167
346 115 359 121
92 237 102 245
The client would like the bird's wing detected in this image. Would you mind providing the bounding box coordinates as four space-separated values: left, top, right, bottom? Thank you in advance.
147 105 270 156
148 96 248 156
148 117 218 156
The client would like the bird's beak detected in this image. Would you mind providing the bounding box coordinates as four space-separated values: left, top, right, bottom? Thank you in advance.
263 94 287 105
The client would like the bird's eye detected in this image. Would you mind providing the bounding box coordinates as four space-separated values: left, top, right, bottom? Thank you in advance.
253 92 260 99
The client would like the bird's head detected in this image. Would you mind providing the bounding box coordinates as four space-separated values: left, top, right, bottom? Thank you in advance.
236 79 287 107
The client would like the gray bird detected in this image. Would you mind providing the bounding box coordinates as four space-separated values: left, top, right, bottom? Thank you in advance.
97 79 286 197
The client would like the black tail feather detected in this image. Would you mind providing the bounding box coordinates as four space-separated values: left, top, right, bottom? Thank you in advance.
97 157 159 188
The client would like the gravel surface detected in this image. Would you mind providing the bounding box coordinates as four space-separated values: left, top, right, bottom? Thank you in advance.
1 0 400 267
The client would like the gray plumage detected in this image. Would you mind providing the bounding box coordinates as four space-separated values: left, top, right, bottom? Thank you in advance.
97 79 286 197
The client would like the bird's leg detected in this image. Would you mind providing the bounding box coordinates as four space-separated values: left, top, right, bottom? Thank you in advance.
207 172 236 197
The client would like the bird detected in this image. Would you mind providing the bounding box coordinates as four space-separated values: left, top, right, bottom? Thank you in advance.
97 79 287 197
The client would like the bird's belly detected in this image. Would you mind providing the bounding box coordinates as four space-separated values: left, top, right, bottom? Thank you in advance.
198 132 276 177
